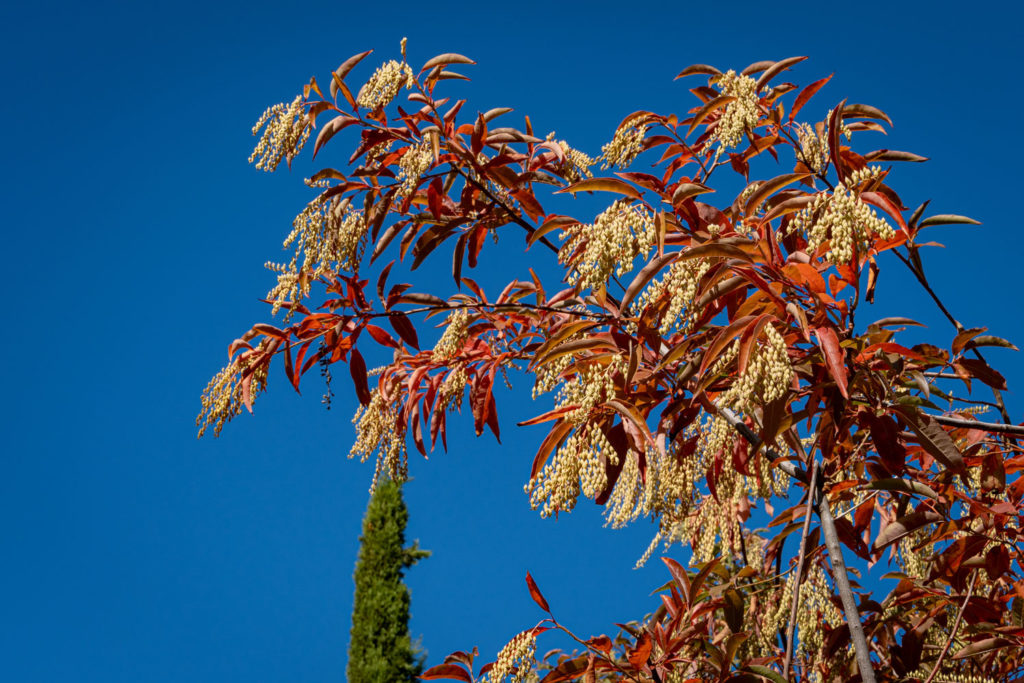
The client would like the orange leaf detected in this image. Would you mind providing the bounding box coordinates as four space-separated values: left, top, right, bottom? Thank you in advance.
815 326 848 398
627 632 652 670
789 74 833 122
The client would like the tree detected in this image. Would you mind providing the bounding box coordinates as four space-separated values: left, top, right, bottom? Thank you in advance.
197 41 1024 682
348 477 429 683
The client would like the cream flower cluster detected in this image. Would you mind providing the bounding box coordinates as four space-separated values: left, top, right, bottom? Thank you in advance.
785 166 894 263
196 356 268 438
599 124 647 169
898 532 928 578
795 122 828 173
632 257 712 334
553 358 620 424
530 329 584 399
707 70 760 153
794 113 851 173
356 60 414 109
559 200 656 291
349 388 408 490
249 95 310 172
598 337 795 564
265 196 368 315
709 328 792 420
488 631 537 683
607 439 703 540
765 564 843 670
396 140 432 199
905 672 997 683
557 140 595 181
603 448 649 529
525 359 624 517
437 365 467 412
732 325 792 407
526 423 617 517
433 309 469 361
641 338 791 564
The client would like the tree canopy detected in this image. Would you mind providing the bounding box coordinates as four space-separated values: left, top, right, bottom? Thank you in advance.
348 477 428 683
198 42 1024 682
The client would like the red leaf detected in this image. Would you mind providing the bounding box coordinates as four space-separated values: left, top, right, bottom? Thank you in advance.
313 114 358 159
627 632 652 670
660 557 691 602
585 635 612 654
349 348 371 406
366 324 399 349
959 357 1007 390
389 313 420 349
525 572 550 612
893 406 966 475
485 390 501 443
815 326 848 398
828 100 847 182
539 656 588 683
860 190 908 235
284 340 299 391
789 74 833 122
420 664 472 682
512 188 545 222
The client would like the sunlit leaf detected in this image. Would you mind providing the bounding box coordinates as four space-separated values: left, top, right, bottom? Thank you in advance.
421 53 476 71
556 177 642 200
918 214 982 228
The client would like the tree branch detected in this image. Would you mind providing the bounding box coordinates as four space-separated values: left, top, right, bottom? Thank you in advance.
783 461 819 680
816 487 877 683
930 414 1024 436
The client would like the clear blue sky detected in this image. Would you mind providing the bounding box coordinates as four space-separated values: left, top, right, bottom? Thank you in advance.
2 1 1022 680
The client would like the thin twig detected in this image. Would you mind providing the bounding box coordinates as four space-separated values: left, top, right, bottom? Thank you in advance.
552 623 643 683
893 249 964 332
922 573 977 683
783 462 819 680
943 394 1002 410
894 247 1015 428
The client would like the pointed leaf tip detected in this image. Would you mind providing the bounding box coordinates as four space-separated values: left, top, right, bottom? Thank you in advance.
525 572 550 612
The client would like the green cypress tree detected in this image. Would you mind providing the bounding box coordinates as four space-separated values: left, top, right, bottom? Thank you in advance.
347 478 429 683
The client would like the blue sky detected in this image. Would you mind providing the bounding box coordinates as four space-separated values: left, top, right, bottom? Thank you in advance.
2 1 1022 680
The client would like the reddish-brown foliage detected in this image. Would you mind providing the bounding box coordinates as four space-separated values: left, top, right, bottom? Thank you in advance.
199 46 1024 682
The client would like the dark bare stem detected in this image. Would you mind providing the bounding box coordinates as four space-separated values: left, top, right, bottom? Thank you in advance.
942 395 1003 410
783 462 819 680
893 249 963 332
930 414 1024 436
922 573 977 683
452 166 561 254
